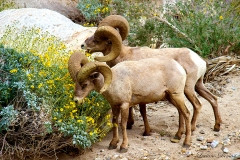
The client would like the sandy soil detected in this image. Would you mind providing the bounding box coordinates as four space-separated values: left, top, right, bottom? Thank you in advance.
50 72 240 160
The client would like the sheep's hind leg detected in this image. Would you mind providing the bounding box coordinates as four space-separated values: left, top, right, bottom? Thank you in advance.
139 103 151 136
127 107 134 129
195 77 222 131
109 106 120 150
184 84 202 132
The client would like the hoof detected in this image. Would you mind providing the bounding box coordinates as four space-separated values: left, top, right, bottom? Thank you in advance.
213 123 221 132
142 132 151 136
120 147 128 153
108 145 117 150
213 127 220 132
183 144 191 148
127 124 133 130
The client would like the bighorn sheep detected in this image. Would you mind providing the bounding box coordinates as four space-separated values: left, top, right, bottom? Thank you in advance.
81 15 222 135
68 52 191 152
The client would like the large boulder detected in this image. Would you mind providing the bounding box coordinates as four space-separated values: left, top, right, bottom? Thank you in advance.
0 8 96 51
12 0 84 23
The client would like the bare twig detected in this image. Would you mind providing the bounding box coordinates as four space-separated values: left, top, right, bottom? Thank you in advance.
152 17 194 44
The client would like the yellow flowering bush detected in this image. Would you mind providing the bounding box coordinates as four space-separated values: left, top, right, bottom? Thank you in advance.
0 24 112 158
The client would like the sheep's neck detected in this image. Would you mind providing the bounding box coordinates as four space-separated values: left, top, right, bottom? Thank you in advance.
94 75 105 92
105 45 130 67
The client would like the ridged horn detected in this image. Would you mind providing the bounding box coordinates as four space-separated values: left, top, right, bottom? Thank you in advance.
77 62 112 94
68 52 89 82
99 15 130 41
94 26 123 62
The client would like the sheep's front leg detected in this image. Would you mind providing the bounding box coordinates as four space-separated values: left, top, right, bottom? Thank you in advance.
120 102 130 153
109 106 120 150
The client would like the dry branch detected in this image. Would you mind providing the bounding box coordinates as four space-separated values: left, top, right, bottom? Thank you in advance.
205 56 240 82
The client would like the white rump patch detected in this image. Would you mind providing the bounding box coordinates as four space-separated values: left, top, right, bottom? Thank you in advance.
189 49 206 79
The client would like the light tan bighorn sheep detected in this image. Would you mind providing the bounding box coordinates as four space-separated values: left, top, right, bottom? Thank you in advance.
81 16 222 135
68 52 191 152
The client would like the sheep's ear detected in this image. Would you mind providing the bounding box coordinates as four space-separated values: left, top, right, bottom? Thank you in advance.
90 72 100 80
106 39 112 45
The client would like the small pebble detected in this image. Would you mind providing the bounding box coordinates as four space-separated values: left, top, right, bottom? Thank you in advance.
200 145 208 150
142 136 148 140
206 138 214 143
232 153 240 160
197 136 204 141
170 138 180 143
214 133 220 137
112 154 119 159
186 151 192 157
195 143 201 147
222 138 231 146
211 140 219 148
199 130 205 134
181 148 186 154
221 146 229 153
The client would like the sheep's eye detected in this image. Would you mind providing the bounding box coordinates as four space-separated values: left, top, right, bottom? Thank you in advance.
82 84 87 90
93 39 99 43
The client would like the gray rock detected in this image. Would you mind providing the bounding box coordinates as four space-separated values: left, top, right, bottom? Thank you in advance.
199 130 205 134
232 153 240 160
13 0 84 23
200 145 208 150
197 136 204 141
214 133 220 137
221 146 229 153
186 151 192 157
211 140 219 148
222 138 231 146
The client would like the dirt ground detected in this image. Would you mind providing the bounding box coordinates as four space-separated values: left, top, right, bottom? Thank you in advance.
50 72 240 160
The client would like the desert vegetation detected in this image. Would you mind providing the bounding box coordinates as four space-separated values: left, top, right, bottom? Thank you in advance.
0 0 239 159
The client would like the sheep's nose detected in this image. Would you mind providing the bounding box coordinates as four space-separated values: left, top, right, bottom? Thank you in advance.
74 97 84 104
81 43 85 49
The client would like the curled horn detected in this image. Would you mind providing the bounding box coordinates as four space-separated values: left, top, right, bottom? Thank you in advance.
77 62 112 94
68 52 89 82
99 15 130 40
94 26 123 62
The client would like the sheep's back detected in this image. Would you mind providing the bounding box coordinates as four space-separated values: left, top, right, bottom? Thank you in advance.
108 57 186 106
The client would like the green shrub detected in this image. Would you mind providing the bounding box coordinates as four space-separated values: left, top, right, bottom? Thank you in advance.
163 0 239 57
131 0 240 57
0 25 112 158
77 0 160 29
0 0 15 12
78 0 239 57
77 0 112 25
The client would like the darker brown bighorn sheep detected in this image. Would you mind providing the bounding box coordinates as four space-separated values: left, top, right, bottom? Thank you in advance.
81 15 222 136
68 52 191 152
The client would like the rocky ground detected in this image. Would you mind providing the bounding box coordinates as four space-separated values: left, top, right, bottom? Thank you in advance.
46 72 240 160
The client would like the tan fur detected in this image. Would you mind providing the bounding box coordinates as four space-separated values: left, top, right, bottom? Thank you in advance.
82 32 222 135
74 57 192 152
